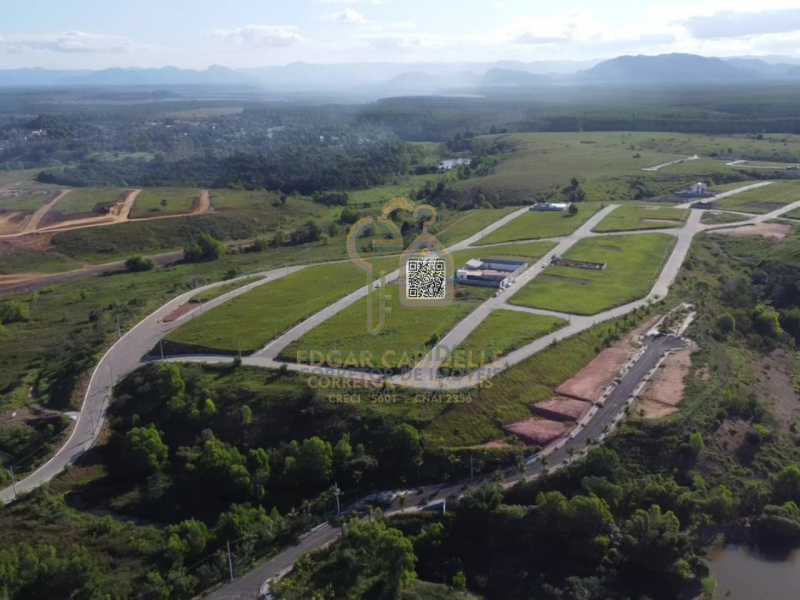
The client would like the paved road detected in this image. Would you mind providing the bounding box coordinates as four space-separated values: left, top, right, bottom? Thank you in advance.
675 180 773 209
0 266 304 505
204 333 686 600
4 194 800 509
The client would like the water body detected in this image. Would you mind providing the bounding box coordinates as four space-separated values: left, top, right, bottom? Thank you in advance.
708 544 800 600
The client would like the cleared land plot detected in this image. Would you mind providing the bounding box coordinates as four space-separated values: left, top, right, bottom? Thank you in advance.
475 203 602 245
0 189 60 214
593 204 688 232
712 222 792 241
452 240 556 268
638 345 694 419
441 310 567 374
48 188 129 220
505 418 568 445
532 397 591 421
701 211 751 225
435 207 517 245
282 284 483 373
714 181 800 214
510 234 676 315
165 260 391 354
130 188 199 218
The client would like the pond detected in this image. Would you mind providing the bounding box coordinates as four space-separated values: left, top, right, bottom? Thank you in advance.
708 544 800 600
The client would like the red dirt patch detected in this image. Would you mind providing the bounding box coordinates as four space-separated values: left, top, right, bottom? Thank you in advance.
638 344 695 419
556 317 658 403
713 223 792 240
162 303 198 323
533 397 591 422
505 418 569 446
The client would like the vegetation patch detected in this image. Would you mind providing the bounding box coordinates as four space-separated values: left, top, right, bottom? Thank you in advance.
510 233 676 315
282 283 483 373
714 181 800 214
441 309 567 374
593 204 688 232
475 203 602 245
130 187 200 218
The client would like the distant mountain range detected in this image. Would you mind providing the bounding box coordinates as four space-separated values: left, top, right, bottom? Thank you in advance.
2 54 800 95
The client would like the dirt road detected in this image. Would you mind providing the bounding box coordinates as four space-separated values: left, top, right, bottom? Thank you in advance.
21 189 71 234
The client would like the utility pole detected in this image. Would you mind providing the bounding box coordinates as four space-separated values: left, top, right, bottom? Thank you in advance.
226 541 234 582
160 339 165 361
333 483 341 516
469 455 474 481
9 465 17 499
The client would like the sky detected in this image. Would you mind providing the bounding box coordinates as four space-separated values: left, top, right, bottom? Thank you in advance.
3 0 800 69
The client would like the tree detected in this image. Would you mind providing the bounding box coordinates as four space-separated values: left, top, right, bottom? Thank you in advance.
773 464 800 503
125 255 155 272
295 436 334 487
717 313 736 336
621 505 691 579
183 233 225 262
688 432 705 458
391 424 423 475
0 301 29 324
568 203 579 216
753 304 783 338
126 424 169 476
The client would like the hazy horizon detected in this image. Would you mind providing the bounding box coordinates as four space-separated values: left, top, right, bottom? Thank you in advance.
3 0 800 70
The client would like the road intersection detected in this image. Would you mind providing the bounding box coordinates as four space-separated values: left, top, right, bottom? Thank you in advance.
3 183 800 597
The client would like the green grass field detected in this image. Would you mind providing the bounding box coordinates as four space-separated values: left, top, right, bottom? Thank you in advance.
714 181 800 214
0 248 84 274
281 283 483 372
784 208 800 220
53 188 129 218
435 208 518 245
510 233 676 315
593 204 688 232
475 203 602 245
0 189 60 214
166 258 396 354
189 276 262 303
441 310 567 374
710 180 760 192
130 188 200 218
347 174 442 207
452 240 556 268
701 211 752 225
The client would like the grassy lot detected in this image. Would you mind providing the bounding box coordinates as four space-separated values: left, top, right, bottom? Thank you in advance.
510 233 676 315
454 132 746 204
714 181 800 213
130 187 200 218
441 309 567 374
165 258 397 354
0 189 60 214
0 248 84 274
475 203 602 245
452 240 556 268
784 208 800 220
593 204 688 232
423 311 647 446
701 211 752 225
710 180 761 192
435 207 518 245
282 283 485 373
189 275 262 303
347 174 442 207
52 188 130 218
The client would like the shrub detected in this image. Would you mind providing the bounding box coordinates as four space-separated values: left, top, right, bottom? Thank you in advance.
125 255 155 272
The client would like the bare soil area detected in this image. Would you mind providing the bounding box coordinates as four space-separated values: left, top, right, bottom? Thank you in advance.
0 212 28 235
756 349 800 435
713 223 792 240
533 397 591 421
505 418 568 446
556 317 659 403
638 344 696 419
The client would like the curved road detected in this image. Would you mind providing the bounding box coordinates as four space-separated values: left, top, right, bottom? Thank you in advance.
3 186 800 592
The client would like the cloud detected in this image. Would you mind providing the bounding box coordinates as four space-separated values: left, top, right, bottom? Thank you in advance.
513 32 568 45
684 9 800 39
327 8 368 25
214 25 303 48
0 31 131 54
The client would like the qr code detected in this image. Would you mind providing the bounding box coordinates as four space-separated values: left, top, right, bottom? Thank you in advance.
406 256 447 299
